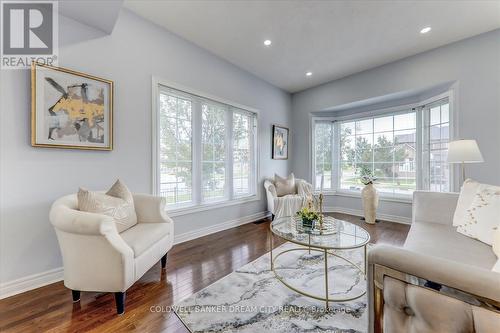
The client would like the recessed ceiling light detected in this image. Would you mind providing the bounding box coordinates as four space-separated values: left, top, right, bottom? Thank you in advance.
420 27 432 34
306 72 312 77
264 39 272 46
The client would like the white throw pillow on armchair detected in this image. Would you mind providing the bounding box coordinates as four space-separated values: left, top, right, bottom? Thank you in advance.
274 173 296 197
78 179 137 233
455 183 500 246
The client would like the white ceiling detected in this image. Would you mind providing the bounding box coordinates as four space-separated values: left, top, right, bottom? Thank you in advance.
124 0 500 93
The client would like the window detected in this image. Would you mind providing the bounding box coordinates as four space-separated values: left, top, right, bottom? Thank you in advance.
201 102 226 201
159 92 193 204
314 122 334 190
313 97 452 198
233 111 256 197
422 100 450 192
155 84 258 210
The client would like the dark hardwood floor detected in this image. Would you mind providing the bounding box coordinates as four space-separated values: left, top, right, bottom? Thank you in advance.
0 213 409 333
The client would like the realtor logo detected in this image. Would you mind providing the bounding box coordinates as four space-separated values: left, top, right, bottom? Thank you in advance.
1 1 58 69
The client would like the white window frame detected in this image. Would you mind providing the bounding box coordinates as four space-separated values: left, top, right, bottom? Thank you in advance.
311 91 457 202
152 77 260 216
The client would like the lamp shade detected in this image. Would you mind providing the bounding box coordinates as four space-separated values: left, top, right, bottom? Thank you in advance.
447 140 484 163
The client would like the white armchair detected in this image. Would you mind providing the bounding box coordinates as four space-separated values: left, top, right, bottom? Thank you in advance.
264 178 313 219
49 193 174 314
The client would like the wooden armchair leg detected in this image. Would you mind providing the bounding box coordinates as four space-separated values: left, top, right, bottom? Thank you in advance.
71 290 80 302
115 292 126 315
161 253 168 269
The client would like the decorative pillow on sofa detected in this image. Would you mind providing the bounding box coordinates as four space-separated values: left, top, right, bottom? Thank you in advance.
274 173 296 197
78 179 137 233
456 183 500 246
453 179 480 227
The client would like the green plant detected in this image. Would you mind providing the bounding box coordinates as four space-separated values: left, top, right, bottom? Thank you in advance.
358 167 377 185
296 207 319 222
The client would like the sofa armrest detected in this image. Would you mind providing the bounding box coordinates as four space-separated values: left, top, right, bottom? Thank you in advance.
369 244 500 302
264 180 277 197
50 199 135 292
264 180 277 214
50 203 117 236
412 191 459 225
133 194 171 223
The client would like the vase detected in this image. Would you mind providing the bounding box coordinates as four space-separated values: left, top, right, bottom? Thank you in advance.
361 183 379 224
302 218 315 230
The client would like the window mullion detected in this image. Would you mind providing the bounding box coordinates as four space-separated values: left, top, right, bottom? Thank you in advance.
392 117 395 196
251 115 257 195
416 106 427 190
192 99 202 205
371 119 375 181
332 122 340 191
225 108 233 200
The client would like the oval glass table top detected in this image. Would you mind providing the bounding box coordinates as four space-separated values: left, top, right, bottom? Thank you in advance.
271 216 370 250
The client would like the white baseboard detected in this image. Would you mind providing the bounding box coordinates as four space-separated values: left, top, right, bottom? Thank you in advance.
0 211 270 300
173 211 271 244
0 208 407 300
0 267 64 300
325 206 411 225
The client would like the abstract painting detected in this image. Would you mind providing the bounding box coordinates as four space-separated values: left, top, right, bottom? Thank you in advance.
272 124 288 159
31 62 113 150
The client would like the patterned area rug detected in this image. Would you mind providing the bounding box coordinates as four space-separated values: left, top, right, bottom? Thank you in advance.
174 242 368 333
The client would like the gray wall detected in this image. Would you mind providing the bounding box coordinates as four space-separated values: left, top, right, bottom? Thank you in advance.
0 9 291 284
291 29 500 220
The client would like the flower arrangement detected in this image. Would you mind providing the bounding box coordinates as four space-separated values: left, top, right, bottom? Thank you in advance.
358 166 377 185
296 207 320 228
360 174 377 185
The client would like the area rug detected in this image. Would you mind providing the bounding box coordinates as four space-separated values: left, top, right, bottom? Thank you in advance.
174 242 368 333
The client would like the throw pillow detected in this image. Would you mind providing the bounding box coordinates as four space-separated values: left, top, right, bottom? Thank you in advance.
453 179 480 227
456 184 500 246
78 179 137 233
274 173 296 197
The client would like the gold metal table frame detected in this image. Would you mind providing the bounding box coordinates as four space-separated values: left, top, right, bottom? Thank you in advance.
269 221 370 310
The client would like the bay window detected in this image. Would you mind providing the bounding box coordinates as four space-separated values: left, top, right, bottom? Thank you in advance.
313 97 452 198
314 122 334 190
154 83 258 210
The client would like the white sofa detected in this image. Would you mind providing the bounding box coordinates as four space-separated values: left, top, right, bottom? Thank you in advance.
368 191 500 332
264 178 313 219
49 193 174 314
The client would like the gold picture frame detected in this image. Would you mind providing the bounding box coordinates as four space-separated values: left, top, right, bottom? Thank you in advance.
272 124 289 160
31 62 113 150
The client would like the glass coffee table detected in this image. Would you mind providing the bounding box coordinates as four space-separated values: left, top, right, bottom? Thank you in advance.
270 216 370 309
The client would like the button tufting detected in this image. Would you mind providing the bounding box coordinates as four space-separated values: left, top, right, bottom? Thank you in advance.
403 306 414 316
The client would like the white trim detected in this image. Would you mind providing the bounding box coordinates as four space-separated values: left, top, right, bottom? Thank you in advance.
331 190 412 204
325 206 411 225
0 267 64 300
0 210 270 299
332 102 421 123
1 206 412 300
151 76 261 115
151 77 161 195
167 195 259 217
173 211 271 244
